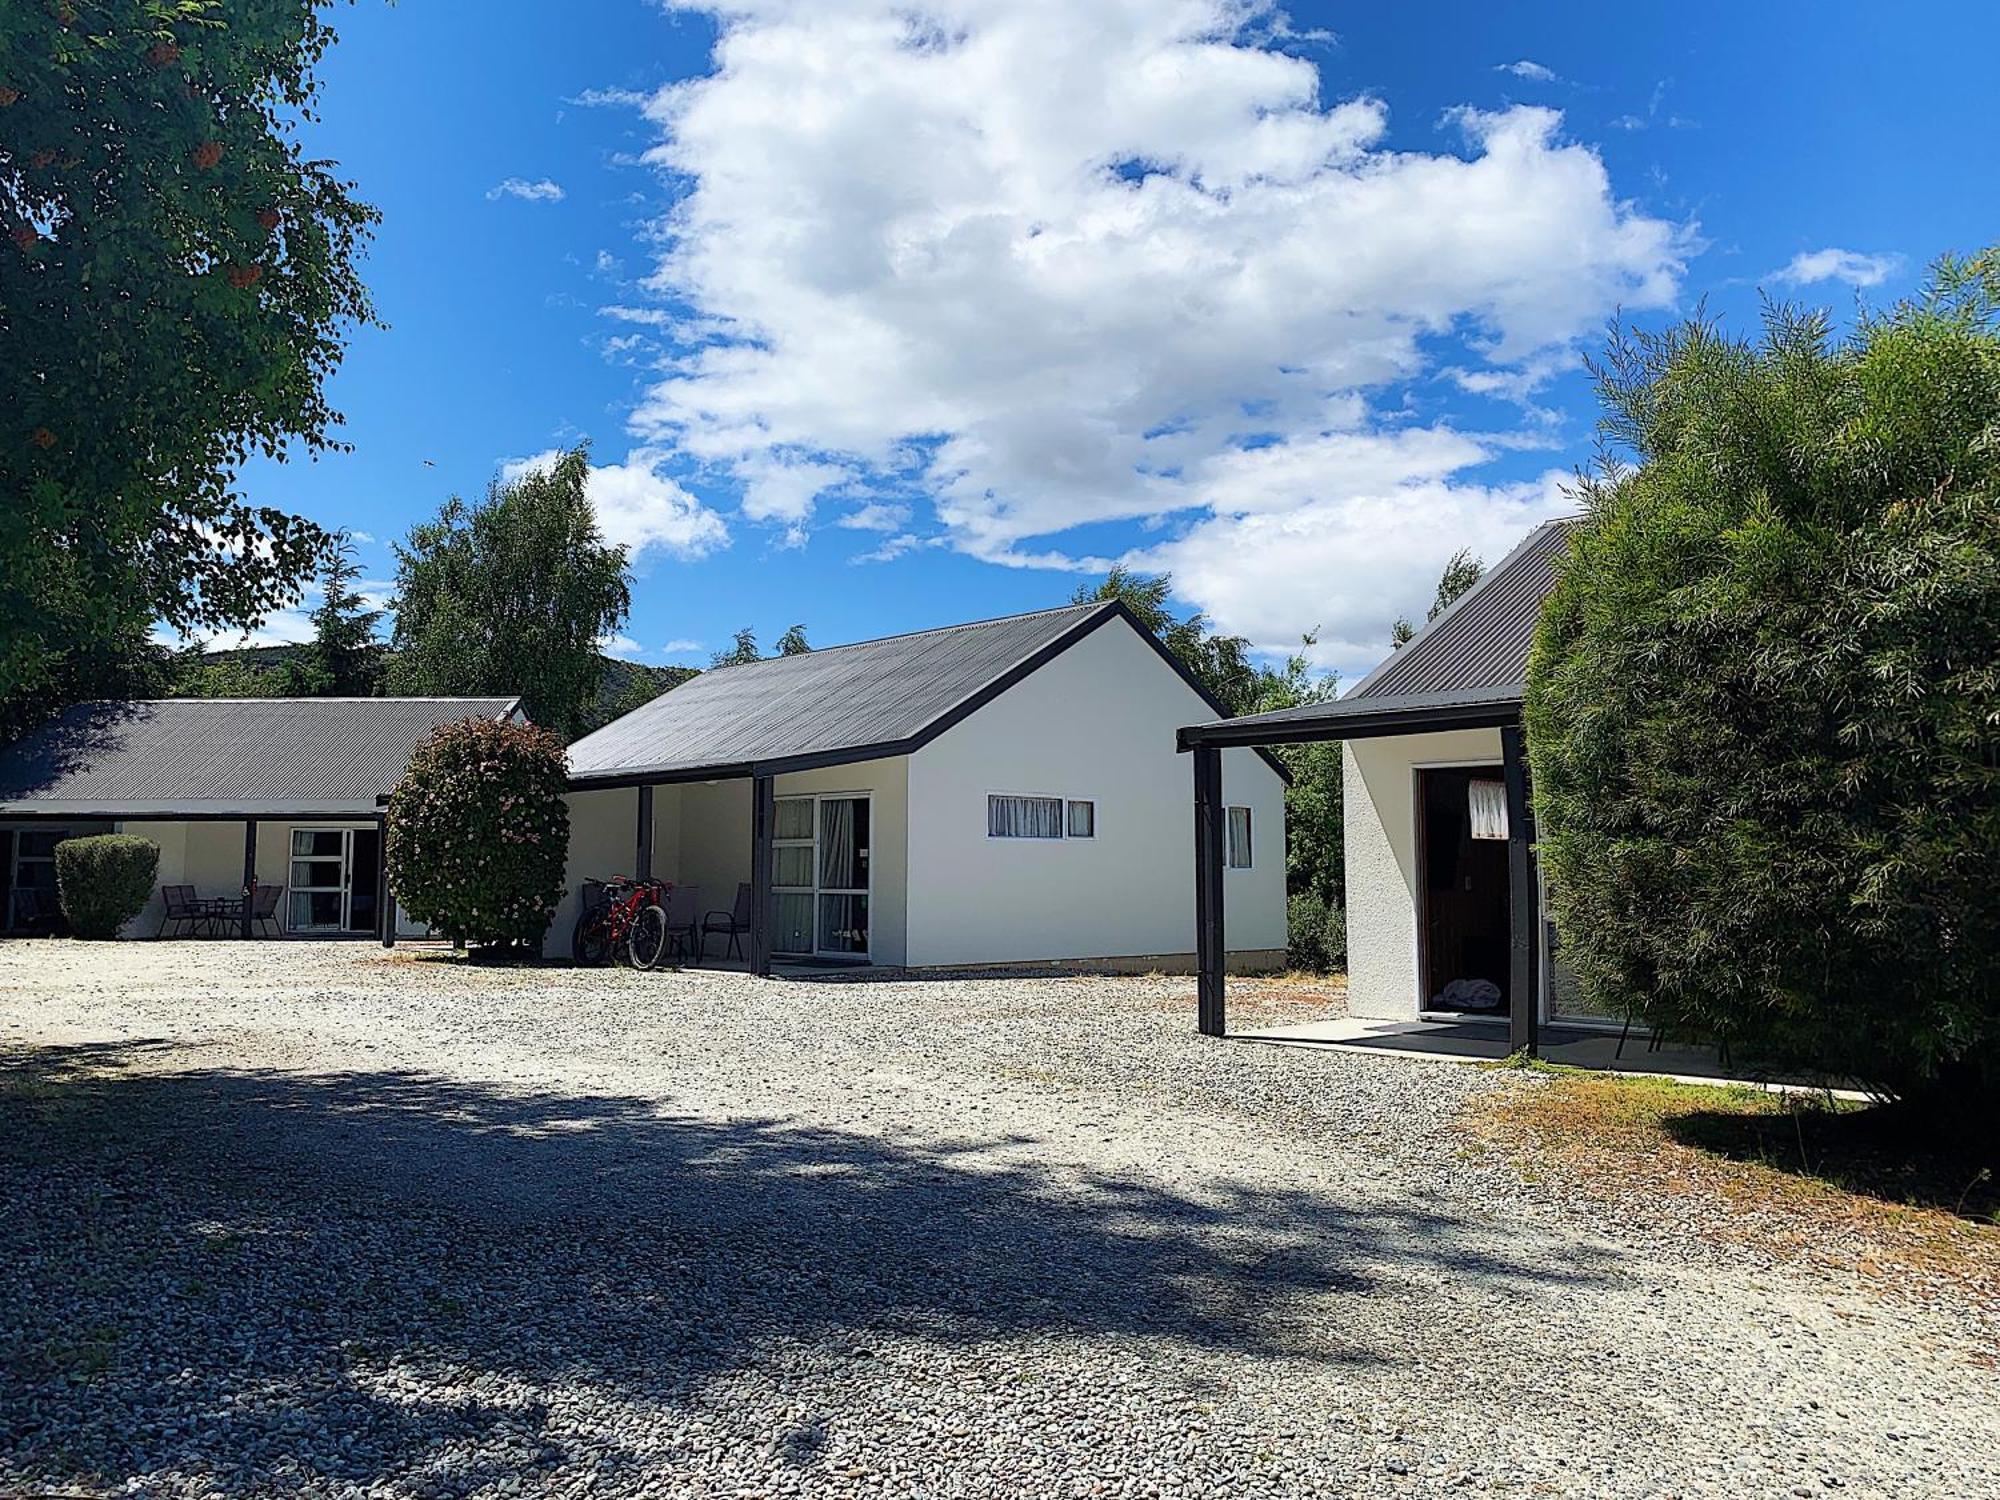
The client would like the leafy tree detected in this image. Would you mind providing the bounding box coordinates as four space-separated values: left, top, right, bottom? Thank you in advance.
1390 548 1485 649
1527 251 2000 1126
593 662 700 729
710 628 761 668
0 1 376 732
1071 568 1260 715
776 624 811 656
385 717 570 951
1251 636 1343 909
388 447 632 739
304 530 383 695
173 651 302 698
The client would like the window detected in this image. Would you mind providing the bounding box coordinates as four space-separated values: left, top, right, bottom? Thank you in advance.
988 794 1064 839
1467 779 1509 840
1226 806 1253 868
1066 799 1095 839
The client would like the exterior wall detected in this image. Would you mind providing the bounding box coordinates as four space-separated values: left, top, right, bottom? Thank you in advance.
1 819 113 932
903 618 1287 968
548 786 646 956
1343 728 1504 1020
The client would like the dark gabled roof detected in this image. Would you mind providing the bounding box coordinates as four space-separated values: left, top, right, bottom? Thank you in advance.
0 697 519 817
1346 517 1576 701
1178 518 1575 750
567 601 1290 786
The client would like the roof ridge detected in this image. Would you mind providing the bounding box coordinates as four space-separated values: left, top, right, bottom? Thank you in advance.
99 696 518 705
700 599 1110 673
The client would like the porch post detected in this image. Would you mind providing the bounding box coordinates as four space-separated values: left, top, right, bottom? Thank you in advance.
1193 743 1226 1036
240 819 258 940
376 814 394 949
748 773 774 978
635 784 654 882
1501 722 1540 1057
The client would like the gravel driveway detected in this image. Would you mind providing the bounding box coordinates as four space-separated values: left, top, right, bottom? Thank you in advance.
2 943 1994 1499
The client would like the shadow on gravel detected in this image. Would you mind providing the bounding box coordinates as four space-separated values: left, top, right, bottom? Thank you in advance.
1 1041 1605 1495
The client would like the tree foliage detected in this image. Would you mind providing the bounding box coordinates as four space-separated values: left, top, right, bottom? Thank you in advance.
385 717 570 950
0 0 376 730
53 833 159 939
1391 548 1485 648
388 447 632 739
303 529 383 695
710 628 760 668
1527 251 2000 1122
775 624 810 656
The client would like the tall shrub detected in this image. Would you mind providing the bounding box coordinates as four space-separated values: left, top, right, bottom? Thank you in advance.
1526 251 2000 1124
385 718 570 950
54 834 159 939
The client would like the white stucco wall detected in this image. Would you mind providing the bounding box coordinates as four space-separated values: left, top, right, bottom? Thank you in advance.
903 616 1287 968
1343 728 1504 1019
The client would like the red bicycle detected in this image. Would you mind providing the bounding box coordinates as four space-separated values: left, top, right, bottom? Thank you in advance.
571 877 674 969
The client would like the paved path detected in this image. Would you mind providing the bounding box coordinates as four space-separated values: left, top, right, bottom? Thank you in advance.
1 942 1993 1498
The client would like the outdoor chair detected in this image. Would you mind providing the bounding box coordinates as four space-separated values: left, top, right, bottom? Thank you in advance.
246 882 284 938
158 884 205 938
10 887 57 936
662 884 701 965
702 882 753 964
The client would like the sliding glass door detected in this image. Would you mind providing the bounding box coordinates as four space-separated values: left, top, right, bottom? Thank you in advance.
287 826 380 935
771 794 871 959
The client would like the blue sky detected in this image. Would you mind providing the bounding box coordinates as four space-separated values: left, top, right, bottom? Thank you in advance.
222 0 2000 681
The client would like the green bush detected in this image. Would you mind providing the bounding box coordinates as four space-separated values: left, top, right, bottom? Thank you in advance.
1526 249 2000 1126
54 834 160 939
385 717 570 950
1286 890 1347 974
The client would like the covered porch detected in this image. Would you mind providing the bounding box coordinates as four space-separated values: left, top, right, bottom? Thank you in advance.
557 755 908 974
1180 685 1551 1055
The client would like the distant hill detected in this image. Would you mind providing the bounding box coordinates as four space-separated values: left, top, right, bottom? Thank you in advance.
176 646 698 733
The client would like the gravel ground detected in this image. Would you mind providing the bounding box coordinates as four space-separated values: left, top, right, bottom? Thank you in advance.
1 942 1993 1500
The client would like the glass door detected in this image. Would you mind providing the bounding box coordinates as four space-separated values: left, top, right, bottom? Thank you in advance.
289 828 352 933
816 796 870 957
768 794 872 959
771 797 817 956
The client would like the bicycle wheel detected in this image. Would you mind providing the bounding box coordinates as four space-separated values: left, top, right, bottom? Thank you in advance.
627 903 670 971
571 907 612 967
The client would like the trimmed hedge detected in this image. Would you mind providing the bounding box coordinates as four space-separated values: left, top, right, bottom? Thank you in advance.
54 834 160 939
385 716 570 949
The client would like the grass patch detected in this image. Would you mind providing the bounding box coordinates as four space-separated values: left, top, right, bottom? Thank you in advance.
1467 1069 1999 1314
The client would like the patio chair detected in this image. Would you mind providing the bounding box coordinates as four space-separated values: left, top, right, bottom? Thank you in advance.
662 883 700 965
158 884 205 938
246 882 284 938
10 887 57 936
702 882 753 963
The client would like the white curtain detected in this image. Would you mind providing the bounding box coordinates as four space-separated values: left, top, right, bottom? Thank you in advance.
988 794 1063 838
1468 779 1509 840
819 798 856 889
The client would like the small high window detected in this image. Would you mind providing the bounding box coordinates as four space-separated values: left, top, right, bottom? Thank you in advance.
1066 799 1095 838
988 794 1064 839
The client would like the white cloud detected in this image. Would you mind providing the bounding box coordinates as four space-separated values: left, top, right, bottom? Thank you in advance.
502 448 730 561
836 501 909 532
851 532 924 565
600 633 646 658
658 637 704 655
152 609 319 654
1496 60 1558 82
601 0 1686 662
345 529 376 544
487 177 566 203
1771 247 1903 289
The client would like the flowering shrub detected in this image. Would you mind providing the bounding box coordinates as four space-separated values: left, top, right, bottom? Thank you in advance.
386 717 570 950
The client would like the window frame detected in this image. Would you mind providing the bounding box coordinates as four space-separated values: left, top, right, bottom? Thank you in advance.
1225 805 1253 869
1065 799 1096 839
985 792 1101 843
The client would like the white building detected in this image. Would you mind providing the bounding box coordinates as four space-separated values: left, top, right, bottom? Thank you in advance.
0 697 519 939
559 601 1289 971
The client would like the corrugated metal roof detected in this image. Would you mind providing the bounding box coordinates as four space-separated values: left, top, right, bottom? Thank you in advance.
567 603 1116 782
1346 517 1575 701
0 698 519 815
